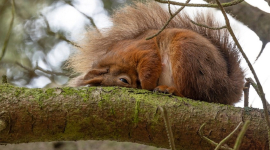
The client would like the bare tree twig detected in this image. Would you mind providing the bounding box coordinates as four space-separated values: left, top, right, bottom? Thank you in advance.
255 42 267 62
146 0 191 40
63 0 99 32
189 19 227 30
15 62 68 77
233 120 250 150
0 0 15 61
159 106 176 150
167 0 173 16
214 122 242 150
155 0 244 8
198 123 233 150
40 14 81 48
243 79 251 107
214 0 270 148
245 78 260 97
246 77 270 110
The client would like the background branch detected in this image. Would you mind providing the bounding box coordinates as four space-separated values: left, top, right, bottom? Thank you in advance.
63 0 99 32
204 0 270 62
146 0 190 40
41 14 80 48
15 62 69 77
0 0 15 61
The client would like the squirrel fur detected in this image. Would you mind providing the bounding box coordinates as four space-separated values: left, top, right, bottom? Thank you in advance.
67 2 244 105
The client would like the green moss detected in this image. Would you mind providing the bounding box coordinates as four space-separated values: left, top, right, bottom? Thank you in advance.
244 107 253 115
111 107 115 116
134 100 140 124
22 88 43 103
103 86 118 92
45 88 56 97
14 87 23 97
62 87 77 96
152 106 161 123
78 90 89 101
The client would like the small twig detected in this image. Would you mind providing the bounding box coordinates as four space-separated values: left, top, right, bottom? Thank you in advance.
63 0 100 32
199 123 218 147
15 62 68 77
254 41 267 62
40 14 81 48
243 80 251 107
233 120 250 150
0 0 15 61
189 19 227 30
246 77 270 110
16 62 35 73
215 0 270 148
155 0 244 8
146 0 191 40
245 78 260 97
167 0 173 16
159 106 176 150
214 122 243 150
198 123 233 150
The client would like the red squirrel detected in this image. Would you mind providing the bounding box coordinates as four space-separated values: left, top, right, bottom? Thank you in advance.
67 2 244 105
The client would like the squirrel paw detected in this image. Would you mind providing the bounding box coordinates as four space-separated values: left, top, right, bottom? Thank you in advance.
153 85 183 96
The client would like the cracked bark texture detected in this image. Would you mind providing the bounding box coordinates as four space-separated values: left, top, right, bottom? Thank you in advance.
204 0 270 54
0 84 268 149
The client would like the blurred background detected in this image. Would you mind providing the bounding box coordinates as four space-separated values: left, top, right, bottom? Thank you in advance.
0 0 269 149
0 0 130 88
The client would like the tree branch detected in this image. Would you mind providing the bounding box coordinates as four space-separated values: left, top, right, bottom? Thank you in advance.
41 14 81 48
0 85 268 149
62 0 99 32
233 120 250 150
155 0 244 8
214 0 270 148
146 0 191 40
15 62 68 77
0 0 15 62
204 0 270 62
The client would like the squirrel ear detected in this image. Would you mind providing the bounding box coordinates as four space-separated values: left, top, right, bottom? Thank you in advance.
83 77 103 85
83 68 109 80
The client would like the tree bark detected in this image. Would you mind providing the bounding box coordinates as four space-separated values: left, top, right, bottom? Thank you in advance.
0 84 268 149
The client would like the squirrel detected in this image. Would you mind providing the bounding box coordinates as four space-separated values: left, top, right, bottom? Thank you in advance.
67 2 244 105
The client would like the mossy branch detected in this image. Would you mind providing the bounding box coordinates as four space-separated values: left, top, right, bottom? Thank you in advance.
0 85 268 149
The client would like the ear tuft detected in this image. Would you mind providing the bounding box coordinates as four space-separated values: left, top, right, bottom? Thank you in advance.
83 68 109 80
83 77 103 86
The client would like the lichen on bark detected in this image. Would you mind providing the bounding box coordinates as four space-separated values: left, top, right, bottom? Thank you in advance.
0 84 268 149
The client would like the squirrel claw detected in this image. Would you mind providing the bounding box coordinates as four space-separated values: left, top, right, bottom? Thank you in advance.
154 85 182 96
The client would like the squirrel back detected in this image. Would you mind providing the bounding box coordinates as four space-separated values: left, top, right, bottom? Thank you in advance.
67 2 244 105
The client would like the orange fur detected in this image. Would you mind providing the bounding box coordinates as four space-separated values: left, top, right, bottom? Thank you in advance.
67 2 244 105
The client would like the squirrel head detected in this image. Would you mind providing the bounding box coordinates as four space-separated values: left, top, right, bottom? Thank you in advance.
81 50 141 89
